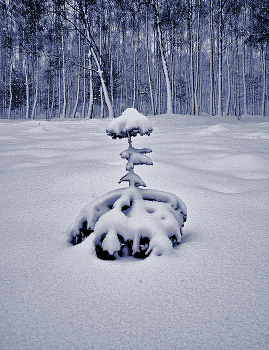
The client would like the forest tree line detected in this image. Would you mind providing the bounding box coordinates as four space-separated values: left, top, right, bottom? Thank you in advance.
0 0 268 119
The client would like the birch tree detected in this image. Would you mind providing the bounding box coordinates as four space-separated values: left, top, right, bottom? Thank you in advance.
145 4 155 114
51 0 114 118
209 0 215 116
151 0 173 114
71 33 81 118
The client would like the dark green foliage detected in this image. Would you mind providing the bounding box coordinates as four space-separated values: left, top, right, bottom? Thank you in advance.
71 220 93 245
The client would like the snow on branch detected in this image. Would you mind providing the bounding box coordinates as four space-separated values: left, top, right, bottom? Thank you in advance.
106 108 153 139
106 108 154 188
119 170 146 187
120 146 153 171
69 187 187 258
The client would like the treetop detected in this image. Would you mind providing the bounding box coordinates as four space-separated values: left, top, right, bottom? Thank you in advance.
106 108 153 139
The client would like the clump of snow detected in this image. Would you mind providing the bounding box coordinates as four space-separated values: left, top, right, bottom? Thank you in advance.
106 108 153 139
120 146 153 171
119 169 146 187
69 187 187 259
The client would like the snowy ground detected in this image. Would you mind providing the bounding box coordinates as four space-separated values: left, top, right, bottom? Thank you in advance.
0 114 268 350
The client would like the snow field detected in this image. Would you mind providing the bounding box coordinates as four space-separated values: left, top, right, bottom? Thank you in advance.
0 114 269 349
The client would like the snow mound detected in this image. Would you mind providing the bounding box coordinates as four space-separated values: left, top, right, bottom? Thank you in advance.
69 187 187 259
106 108 153 139
196 124 228 136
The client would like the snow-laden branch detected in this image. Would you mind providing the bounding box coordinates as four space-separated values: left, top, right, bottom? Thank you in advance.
120 146 153 171
107 108 153 187
106 108 153 139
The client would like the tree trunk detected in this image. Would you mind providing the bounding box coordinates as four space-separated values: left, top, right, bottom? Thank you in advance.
242 38 247 116
61 30 66 118
47 82 49 119
31 62 39 120
156 18 172 114
109 23 114 109
7 61 13 120
99 17 104 118
262 43 267 116
152 2 172 114
171 26 176 114
23 57 29 120
235 37 241 118
71 68 80 118
87 50 94 119
31 82 38 120
146 6 155 115
66 69 71 118
121 24 128 109
81 52 86 119
195 0 201 116
209 0 215 116
58 63 61 118
85 29 114 118
132 33 136 109
49 84 55 119
249 46 255 115
187 0 195 115
225 49 231 116
217 0 223 117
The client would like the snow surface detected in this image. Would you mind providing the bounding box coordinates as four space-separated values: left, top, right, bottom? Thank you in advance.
1 115 269 349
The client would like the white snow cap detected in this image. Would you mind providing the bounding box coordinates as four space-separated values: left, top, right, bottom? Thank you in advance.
107 108 153 139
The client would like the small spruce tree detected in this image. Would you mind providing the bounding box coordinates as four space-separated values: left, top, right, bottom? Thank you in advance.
106 108 153 187
68 108 187 260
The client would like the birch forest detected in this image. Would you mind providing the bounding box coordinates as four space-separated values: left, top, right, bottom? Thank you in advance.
0 0 268 119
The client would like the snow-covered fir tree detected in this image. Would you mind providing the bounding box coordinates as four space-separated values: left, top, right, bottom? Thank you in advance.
69 108 187 260
107 108 153 188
